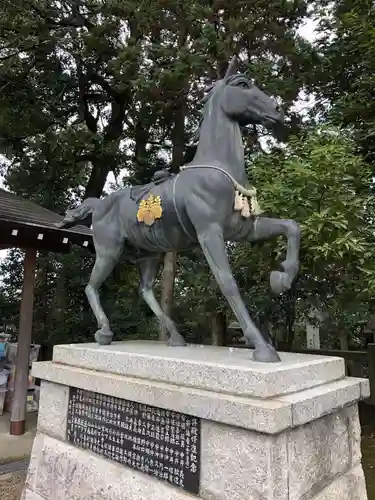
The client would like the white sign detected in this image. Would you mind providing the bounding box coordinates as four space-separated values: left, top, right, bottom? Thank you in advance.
306 324 320 350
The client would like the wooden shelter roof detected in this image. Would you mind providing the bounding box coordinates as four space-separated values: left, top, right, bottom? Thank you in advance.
0 188 93 253
0 188 94 435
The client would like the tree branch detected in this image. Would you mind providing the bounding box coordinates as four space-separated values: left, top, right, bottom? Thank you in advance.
88 70 117 98
74 57 101 134
104 99 126 141
0 52 18 61
26 0 95 29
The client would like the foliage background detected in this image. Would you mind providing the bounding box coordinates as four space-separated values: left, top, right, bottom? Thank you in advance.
0 0 374 353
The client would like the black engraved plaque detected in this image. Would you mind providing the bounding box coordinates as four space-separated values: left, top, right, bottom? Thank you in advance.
67 387 201 495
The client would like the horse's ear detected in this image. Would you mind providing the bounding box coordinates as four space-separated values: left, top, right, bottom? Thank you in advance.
224 55 238 82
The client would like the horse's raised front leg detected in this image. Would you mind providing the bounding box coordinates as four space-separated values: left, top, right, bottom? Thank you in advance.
197 224 280 363
85 241 123 346
139 257 186 347
248 217 300 295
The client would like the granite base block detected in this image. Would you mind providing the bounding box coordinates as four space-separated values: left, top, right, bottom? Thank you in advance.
311 466 367 500
52 341 346 398
25 433 194 500
24 342 369 500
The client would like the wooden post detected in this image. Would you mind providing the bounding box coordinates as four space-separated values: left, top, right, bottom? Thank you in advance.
367 344 375 405
10 247 37 436
211 311 226 346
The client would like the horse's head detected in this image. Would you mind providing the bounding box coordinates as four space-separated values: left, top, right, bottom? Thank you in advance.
208 57 285 138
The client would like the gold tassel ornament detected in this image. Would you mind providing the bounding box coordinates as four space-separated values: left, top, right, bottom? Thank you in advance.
234 191 245 211
241 197 251 218
234 188 262 218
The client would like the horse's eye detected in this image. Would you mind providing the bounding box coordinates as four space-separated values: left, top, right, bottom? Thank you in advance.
275 104 281 113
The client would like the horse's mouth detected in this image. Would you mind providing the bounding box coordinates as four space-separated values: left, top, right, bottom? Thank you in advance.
261 115 285 140
262 115 283 127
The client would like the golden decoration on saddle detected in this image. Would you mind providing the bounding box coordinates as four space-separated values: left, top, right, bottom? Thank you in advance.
137 194 163 226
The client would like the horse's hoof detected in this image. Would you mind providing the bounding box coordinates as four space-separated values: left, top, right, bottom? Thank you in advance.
95 329 113 346
167 336 187 347
270 270 290 295
253 345 281 363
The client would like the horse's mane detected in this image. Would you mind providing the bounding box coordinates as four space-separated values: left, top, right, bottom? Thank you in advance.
193 73 253 142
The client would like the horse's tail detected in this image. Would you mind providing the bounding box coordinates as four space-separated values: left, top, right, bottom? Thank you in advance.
56 197 101 229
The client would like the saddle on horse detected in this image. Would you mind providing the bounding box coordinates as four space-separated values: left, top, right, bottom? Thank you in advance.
130 169 175 203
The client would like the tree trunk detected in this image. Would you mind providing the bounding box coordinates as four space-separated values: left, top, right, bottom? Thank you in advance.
159 252 177 341
211 311 226 346
84 160 112 198
133 117 150 183
45 263 66 330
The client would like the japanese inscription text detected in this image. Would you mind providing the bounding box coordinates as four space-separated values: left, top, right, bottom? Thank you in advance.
67 387 201 495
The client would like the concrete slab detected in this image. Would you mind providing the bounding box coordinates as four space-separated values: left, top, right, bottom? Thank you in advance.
0 412 37 465
52 341 345 398
32 362 368 434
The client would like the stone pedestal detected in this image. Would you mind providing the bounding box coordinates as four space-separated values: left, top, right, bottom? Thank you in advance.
23 341 369 500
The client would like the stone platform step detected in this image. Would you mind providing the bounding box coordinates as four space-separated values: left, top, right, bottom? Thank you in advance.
52 341 348 399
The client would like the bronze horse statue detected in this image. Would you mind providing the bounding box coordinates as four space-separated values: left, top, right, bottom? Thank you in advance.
59 58 300 363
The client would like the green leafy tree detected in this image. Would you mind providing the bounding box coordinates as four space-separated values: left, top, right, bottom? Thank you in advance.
314 0 375 165
235 125 375 347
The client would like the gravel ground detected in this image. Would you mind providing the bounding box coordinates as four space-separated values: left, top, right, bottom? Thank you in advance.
0 472 26 500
